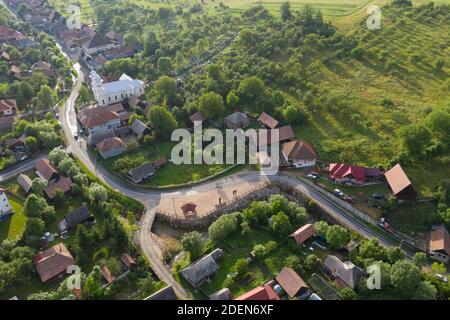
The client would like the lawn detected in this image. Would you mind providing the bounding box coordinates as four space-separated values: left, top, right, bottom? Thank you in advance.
201 228 296 297
99 140 239 187
0 194 26 242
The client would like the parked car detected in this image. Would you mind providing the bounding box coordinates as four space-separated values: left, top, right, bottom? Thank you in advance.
333 189 344 197
435 274 448 283
372 193 384 200
307 173 319 180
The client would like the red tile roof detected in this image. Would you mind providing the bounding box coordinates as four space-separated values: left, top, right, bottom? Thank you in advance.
121 253 136 269
235 284 280 300
79 108 120 129
384 164 415 196
282 140 318 161
35 243 75 283
429 224 450 256
0 99 17 112
254 125 295 147
101 265 116 284
290 223 315 244
44 177 72 199
35 159 59 181
96 137 125 152
329 163 366 182
258 112 279 129
275 267 309 298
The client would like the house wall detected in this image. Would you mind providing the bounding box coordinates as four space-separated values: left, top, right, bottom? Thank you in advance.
430 250 449 263
100 146 125 160
84 43 120 55
88 118 121 137
291 159 316 168
96 85 145 107
0 192 12 217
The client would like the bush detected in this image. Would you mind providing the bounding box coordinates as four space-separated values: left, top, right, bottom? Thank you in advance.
208 212 239 242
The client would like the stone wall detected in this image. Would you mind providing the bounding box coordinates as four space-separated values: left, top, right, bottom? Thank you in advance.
153 182 338 232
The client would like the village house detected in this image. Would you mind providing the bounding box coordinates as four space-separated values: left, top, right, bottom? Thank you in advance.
130 119 150 137
282 140 318 168
144 286 177 300
329 163 382 185
31 61 55 78
120 253 137 270
34 243 75 283
35 158 59 182
105 31 124 45
58 204 94 234
257 112 279 129
324 255 364 289
8 65 21 80
0 188 12 220
290 223 316 244
90 70 145 106
82 34 119 55
96 137 125 159
209 288 232 300
128 163 156 184
0 26 26 44
101 265 116 285
0 99 17 116
0 116 15 130
189 111 206 126
254 125 295 149
428 224 450 263
181 248 224 288
384 164 417 199
225 111 251 129
17 173 33 193
78 105 122 138
235 283 280 300
275 267 310 299
44 177 72 200
103 45 136 61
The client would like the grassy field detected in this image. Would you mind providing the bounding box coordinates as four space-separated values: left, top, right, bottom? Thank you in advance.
0 194 26 242
99 140 238 187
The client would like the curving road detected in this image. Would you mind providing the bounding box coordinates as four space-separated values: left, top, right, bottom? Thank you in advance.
60 62 418 300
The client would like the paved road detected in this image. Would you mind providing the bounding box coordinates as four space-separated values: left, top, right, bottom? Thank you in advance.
0 153 47 183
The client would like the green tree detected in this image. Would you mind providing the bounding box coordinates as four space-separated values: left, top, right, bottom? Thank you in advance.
30 178 48 196
252 244 268 258
280 1 292 21
314 221 329 238
208 213 239 242
25 136 38 153
412 252 427 267
148 106 177 139
143 31 159 56
326 225 349 249
412 281 437 300
49 147 68 166
198 92 225 119
400 124 432 158
386 246 405 264
390 259 421 298
304 254 320 271
84 266 105 299
226 91 239 109
36 85 56 110
17 82 34 109
181 231 204 261
157 57 172 74
283 105 307 125
154 76 180 107
341 287 357 300
89 183 108 204
285 255 301 270
232 258 249 279
270 211 293 236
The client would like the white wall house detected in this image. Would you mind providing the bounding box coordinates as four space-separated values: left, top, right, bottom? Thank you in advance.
281 140 318 168
0 188 12 219
90 71 145 107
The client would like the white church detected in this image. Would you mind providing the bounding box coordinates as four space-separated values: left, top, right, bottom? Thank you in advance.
90 70 145 106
